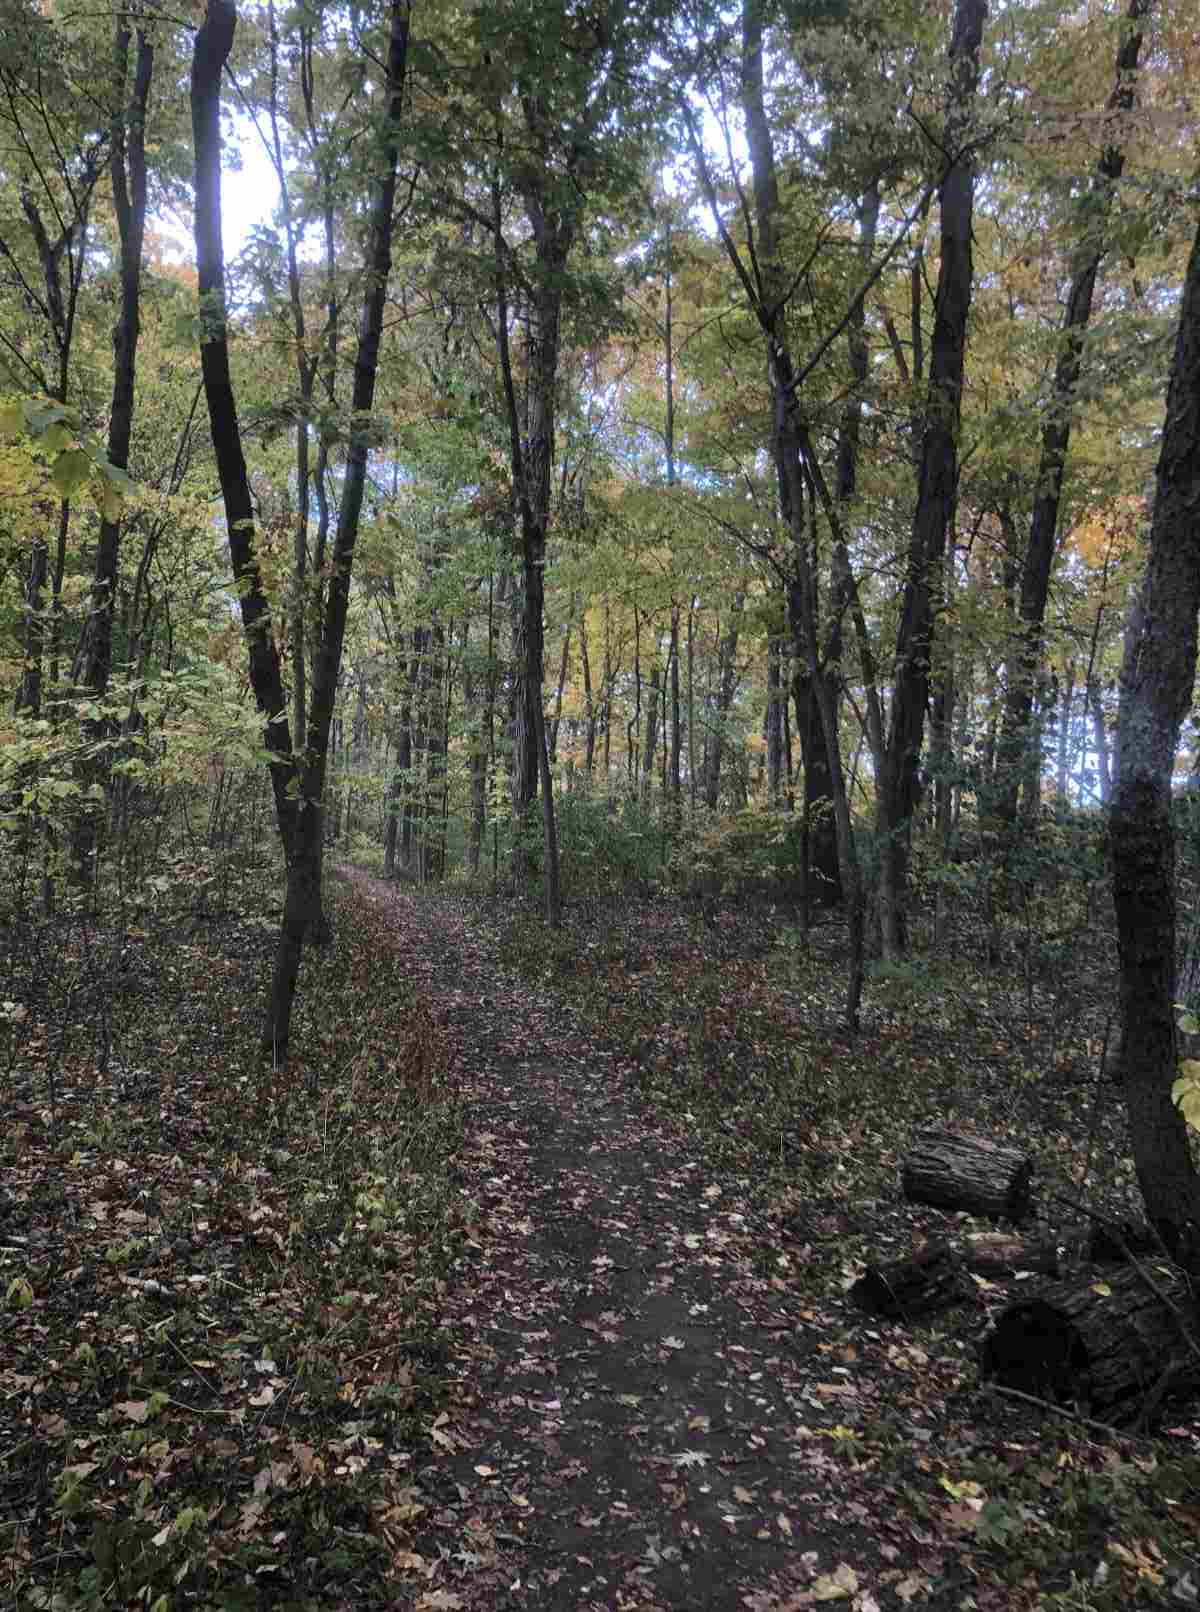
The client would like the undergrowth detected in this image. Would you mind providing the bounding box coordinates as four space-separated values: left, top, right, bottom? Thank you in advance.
1 878 466 1610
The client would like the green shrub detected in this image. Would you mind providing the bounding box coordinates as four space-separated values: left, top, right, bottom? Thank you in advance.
554 794 664 896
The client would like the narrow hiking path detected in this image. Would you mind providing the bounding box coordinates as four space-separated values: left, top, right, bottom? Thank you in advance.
341 869 932 1612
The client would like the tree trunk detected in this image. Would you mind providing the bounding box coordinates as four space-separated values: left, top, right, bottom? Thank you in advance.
1056 664 1075 804
192 0 409 1060
766 633 785 807
641 661 660 811
1110 208 1200 1248
997 0 1151 825
579 612 596 779
191 0 298 854
73 17 152 712
464 620 487 874
877 0 986 959
669 605 682 820
704 592 744 810
267 0 409 1046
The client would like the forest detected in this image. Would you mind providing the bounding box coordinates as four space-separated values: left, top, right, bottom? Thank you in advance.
3 0 1200 1605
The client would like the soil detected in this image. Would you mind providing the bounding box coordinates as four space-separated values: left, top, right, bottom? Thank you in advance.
340 868 961 1612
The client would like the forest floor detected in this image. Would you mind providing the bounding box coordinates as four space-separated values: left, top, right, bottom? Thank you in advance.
3 859 1200 1609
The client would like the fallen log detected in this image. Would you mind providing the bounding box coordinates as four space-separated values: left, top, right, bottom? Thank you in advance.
980 1264 1200 1420
851 1234 1060 1320
962 1231 1060 1277
850 1242 967 1319
901 1127 1033 1222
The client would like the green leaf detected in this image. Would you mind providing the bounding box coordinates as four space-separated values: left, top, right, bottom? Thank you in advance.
50 448 92 497
1172 1073 1200 1130
99 480 124 522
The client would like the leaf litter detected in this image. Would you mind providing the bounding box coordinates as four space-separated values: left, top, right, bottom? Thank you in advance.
3 865 1199 1608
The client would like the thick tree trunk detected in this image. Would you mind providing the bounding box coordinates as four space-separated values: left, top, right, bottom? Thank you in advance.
1111 209 1200 1248
791 657 841 903
877 0 985 959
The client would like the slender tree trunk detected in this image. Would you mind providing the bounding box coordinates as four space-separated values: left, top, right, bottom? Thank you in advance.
877 0 986 960
549 597 574 763
704 593 744 810
74 16 152 713
686 602 697 822
579 613 596 778
465 621 487 875
192 0 409 1059
191 0 298 861
1056 664 1075 804
669 605 682 820
766 633 785 806
1091 681 1113 804
998 0 1151 823
1110 206 1200 1249
641 662 660 811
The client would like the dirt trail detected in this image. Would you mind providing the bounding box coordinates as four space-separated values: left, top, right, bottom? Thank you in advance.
342 871 882 1612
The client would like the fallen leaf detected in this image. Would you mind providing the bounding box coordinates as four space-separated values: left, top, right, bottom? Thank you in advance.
812 1563 858 1600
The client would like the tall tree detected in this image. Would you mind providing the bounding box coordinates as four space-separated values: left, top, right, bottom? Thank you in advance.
191 0 411 1058
996 0 1152 825
1110 207 1200 1251
875 0 987 958
72 11 154 871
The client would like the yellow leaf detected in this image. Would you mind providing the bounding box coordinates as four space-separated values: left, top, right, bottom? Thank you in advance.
1092 1282 1112 1297
813 1563 859 1600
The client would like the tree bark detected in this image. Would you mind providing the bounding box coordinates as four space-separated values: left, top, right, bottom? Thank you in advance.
877 0 986 959
74 16 152 707
983 1265 1200 1420
704 593 744 810
191 0 298 852
192 0 409 1060
901 1126 1034 1221
1110 207 1200 1248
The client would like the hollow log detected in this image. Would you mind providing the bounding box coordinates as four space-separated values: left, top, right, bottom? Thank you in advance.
850 1241 967 1319
901 1127 1033 1222
981 1264 1200 1419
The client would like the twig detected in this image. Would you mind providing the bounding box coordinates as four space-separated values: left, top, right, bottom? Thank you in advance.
980 1381 1154 1444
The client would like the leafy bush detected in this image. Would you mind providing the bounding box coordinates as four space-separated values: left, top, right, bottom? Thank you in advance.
554 794 664 896
667 808 806 897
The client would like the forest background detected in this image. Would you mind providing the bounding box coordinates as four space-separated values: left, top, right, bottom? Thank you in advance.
2 0 1200 1197
4 0 1200 1603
